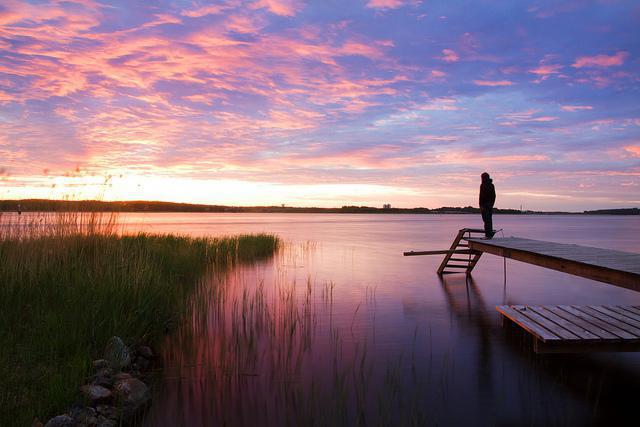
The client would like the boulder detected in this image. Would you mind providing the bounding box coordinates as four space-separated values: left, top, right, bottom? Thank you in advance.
113 372 132 382
92 367 114 388
70 406 97 425
103 336 131 370
44 415 73 427
92 359 109 370
95 404 119 420
96 416 117 427
92 375 113 389
113 377 150 419
80 384 112 404
95 366 114 376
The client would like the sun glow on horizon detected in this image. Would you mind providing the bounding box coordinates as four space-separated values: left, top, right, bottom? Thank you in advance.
1 171 630 211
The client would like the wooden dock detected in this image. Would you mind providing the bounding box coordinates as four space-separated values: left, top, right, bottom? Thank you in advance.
404 230 640 353
467 237 640 292
498 305 640 353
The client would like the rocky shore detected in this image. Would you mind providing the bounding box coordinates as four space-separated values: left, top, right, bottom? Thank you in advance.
38 337 155 427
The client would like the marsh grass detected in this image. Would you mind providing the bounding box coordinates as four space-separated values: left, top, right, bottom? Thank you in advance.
0 211 278 426
149 243 449 426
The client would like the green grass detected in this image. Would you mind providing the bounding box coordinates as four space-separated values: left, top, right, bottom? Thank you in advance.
0 212 279 426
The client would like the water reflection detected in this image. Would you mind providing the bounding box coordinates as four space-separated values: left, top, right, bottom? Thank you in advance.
138 214 640 426
440 276 494 398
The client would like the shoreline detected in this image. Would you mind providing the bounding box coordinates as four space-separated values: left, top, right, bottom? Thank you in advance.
1 199 638 216
0 217 279 426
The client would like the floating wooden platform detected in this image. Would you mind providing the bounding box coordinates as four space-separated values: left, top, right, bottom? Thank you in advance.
468 237 640 292
497 305 640 353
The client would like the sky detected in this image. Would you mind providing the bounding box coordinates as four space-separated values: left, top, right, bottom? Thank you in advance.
0 0 639 210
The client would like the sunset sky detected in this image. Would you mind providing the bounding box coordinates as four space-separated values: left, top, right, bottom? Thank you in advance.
1 0 639 210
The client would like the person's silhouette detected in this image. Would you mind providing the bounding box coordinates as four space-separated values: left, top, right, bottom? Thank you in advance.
479 172 495 238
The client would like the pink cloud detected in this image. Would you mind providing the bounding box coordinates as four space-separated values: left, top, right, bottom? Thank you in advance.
413 135 458 143
561 105 593 112
528 58 564 83
267 143 423 171
431 70 446 77
498 110 558 126
252 0 302 16
0 6 413 178
438 150 549 165
529 64 563 75
340 41 388 59
181 5 228 18
624 146 640 158
473 80 513 87
366 0 414 10
572 51 629 68
439 49 459 63
418 98 461 111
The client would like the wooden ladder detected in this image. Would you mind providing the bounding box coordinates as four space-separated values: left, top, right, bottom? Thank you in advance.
437 228 484 275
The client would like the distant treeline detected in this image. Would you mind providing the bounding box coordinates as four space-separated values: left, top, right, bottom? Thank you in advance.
583 208 640 215
0 199 637 215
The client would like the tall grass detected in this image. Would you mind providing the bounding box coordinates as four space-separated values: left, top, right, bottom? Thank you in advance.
148 242 440 426
0 212 278 426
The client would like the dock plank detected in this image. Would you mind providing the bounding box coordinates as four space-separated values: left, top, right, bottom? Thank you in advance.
542 306 618 339
512 306 580 340
497 305 640 353
468 237 640 291
620 306 640 317
557 305 637 339
587 306 640 332
496 306 560 342
527 306 600 340
607 306 640 323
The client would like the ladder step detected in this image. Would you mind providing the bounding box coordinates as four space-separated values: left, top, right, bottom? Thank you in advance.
460 228 486 233
436 228 487 275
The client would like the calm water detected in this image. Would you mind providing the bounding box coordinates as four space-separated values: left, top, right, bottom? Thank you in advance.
125 213 640 426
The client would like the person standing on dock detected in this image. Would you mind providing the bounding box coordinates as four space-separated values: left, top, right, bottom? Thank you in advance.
479 172 496 238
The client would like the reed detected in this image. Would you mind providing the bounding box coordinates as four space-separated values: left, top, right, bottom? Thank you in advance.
0 212 278 426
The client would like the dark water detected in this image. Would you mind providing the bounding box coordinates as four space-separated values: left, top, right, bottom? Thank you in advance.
125 214 640 426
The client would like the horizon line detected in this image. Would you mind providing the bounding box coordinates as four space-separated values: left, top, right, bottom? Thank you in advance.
1 198 638 214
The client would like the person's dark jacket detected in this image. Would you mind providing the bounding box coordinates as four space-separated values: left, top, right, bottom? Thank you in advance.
479 175 496 210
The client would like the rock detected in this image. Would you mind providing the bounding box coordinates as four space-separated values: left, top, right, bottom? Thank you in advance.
44 415 74 427
92 366 114 388
136 345 153 359
96 416 117 427
80 384 112 404
104 336 131 370
92 374 113 389
95 404 119 420
96 366 114 376
113 372 132 382
113 377 150 419
70 406 97 425
92 359 109 370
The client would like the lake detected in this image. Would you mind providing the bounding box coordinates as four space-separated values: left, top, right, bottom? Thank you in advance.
126 213 640 426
